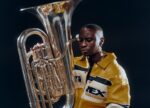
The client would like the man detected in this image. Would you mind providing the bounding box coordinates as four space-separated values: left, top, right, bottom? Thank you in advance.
73 24 131 108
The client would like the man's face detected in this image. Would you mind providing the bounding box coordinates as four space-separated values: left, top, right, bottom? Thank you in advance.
78 28 100 56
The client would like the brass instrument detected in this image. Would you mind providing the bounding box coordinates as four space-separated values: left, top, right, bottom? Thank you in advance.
17 0 82 108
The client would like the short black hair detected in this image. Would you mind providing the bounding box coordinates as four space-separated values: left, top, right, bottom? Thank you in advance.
81 24 104 38
81 24 103 32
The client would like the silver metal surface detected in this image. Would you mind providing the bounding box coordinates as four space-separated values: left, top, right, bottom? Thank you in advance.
17 0 82 108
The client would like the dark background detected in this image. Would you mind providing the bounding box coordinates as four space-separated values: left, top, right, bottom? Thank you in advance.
0 0 150 108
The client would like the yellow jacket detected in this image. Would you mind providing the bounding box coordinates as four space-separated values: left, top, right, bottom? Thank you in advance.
73 52 130 108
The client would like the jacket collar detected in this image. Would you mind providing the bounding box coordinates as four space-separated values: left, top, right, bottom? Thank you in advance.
96 52 116 69
78 52 116 69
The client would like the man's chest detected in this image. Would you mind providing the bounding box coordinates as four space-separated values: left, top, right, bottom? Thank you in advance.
73 64 112 103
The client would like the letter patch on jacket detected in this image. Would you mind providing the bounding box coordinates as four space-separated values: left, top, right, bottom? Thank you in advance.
81 76 111 103
86 86 106 97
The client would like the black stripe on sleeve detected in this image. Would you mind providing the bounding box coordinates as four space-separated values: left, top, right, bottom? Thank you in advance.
88 76 112 86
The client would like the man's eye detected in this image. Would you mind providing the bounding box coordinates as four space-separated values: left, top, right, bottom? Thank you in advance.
79 38 84 42
86 38 93 42
78 38 95 42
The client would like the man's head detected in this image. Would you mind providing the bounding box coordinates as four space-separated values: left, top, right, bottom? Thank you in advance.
78 24 104 56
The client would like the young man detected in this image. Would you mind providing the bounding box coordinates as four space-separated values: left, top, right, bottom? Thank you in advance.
73 24 131 108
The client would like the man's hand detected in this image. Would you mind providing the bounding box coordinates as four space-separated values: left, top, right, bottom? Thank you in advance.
31 43 45 61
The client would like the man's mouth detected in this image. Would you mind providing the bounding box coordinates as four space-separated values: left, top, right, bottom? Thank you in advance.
80 48 87 51
80 48 88 54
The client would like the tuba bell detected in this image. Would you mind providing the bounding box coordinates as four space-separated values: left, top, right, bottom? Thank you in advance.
17 0 82 108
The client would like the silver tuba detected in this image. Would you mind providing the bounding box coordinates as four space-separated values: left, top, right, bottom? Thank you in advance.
17 0 82 108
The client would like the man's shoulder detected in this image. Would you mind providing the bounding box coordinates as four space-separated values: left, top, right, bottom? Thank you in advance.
73 55 86 62
106 56 127 78
74 56 83 60
102 52 126 73
96 51 117 69
74 56 82 62
73 55 89 68
103 51 116 58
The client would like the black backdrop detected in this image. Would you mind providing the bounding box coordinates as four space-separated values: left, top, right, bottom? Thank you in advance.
0 0 150 108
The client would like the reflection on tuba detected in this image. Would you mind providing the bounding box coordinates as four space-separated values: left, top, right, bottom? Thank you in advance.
17 0 82 108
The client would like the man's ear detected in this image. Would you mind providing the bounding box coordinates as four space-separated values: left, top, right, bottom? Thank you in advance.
99 37 105 47
75 34 79 41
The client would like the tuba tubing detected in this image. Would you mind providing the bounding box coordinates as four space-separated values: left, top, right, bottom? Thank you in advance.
17 28 53 108
17 0 82 108
17 27 75 108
